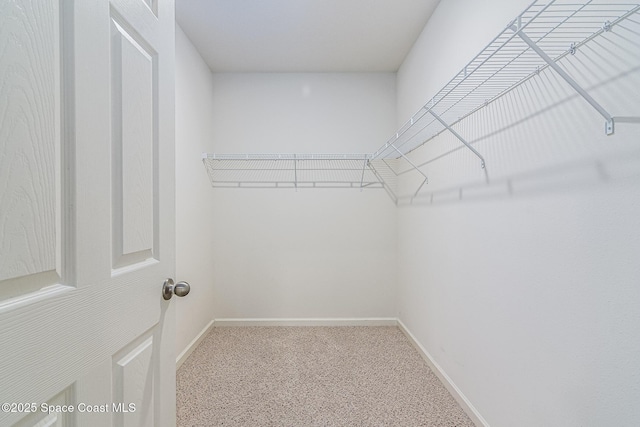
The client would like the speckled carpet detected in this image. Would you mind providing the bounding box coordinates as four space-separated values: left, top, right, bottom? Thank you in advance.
177 326 475 426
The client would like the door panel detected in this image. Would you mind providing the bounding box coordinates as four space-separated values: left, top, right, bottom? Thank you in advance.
0 0 176 425
113 336 155 427
0 0 64 299
110 15 156 268
12 387 75 427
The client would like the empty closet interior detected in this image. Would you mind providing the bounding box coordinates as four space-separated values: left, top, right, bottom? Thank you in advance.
176 0 640 426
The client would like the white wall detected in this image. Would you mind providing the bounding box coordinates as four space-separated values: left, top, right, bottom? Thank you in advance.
175 25 217 356
209 73 398 319
397 1 640 426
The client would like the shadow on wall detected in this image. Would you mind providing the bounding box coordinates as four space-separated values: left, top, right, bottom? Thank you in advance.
403 149 640 207
392 14 640 207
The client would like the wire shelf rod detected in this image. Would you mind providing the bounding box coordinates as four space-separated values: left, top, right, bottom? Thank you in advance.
367 162 399 204
203 1 640 202
373 0 640 159
359 159 368 189
515 28 615 132
391 2 640 159
371 0 544 159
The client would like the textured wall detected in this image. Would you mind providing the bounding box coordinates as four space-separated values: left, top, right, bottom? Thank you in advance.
208 73 398 319
175 25 217 356
396 0 640 426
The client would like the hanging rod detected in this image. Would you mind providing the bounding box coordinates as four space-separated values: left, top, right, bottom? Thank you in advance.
371 0 640 161
202 153 390 191
204 0 640 204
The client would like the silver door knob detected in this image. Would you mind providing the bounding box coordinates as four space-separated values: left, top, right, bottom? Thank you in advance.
162 278 191 300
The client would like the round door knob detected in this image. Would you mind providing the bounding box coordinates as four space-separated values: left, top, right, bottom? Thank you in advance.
162 278 191 300
174 281 191 297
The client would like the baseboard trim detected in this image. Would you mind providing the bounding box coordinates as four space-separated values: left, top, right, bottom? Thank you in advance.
213 317 398 327
397 319 489 427
176 319 215 370
178 317 487 426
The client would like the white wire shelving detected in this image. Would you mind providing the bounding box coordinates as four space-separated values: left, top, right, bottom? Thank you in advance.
202 153 401 202
203 0 640 204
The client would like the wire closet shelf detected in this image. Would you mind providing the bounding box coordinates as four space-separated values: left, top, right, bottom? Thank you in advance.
203 0 640 203
203 153 382 189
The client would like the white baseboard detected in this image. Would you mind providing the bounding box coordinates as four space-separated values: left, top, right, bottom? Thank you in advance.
213 317 398 327
397 319 489 427
176 319 215 370
178 316 486 427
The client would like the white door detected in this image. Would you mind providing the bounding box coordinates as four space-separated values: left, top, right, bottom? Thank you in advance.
0 0 177 426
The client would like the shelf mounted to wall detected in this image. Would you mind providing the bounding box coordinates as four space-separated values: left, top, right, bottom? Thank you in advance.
204 0 640 204
202 153 401 203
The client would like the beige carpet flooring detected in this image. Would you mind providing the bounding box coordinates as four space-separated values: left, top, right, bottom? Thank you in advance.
177 326 475 426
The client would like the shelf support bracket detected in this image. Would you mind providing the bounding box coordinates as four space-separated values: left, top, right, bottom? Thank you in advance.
293 154 298 191
368 162 398 205
389 143 428 182
515 29 615 135
428 110 489 182
359 158 368 190
389 142 429 201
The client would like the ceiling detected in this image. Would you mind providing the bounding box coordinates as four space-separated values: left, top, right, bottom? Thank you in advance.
175 0 441 73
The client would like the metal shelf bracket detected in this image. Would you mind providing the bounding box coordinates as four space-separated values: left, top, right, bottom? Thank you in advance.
511 23 616 135
202 1 640 204
367 161 398 205
388 143 428 182
388 142 429 200
293 154 298 191
428 110 489 182
359 159 367 190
